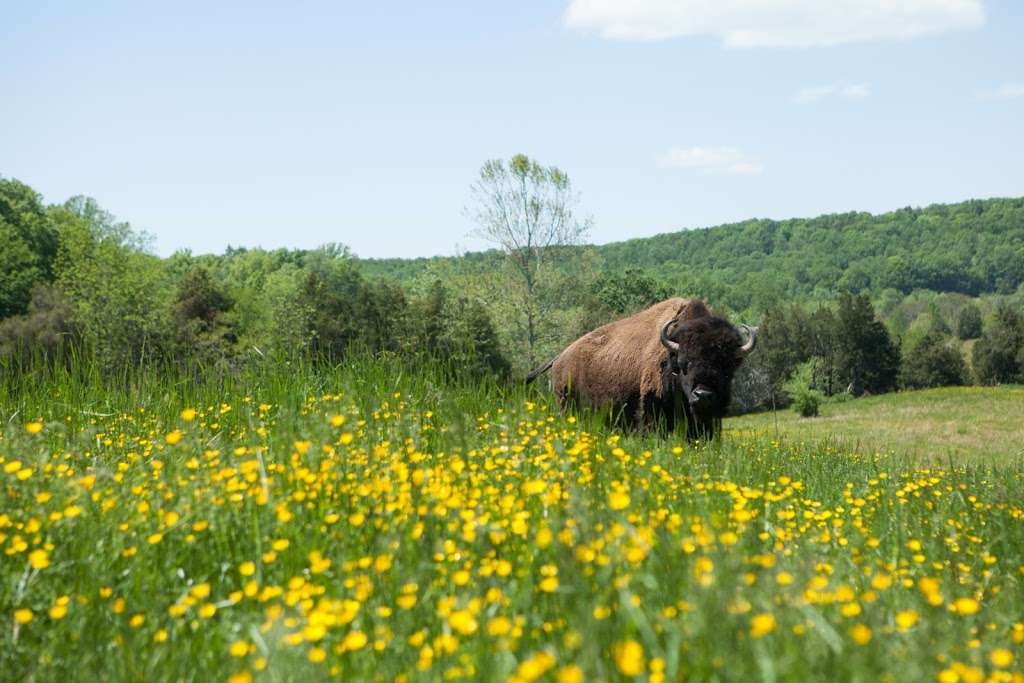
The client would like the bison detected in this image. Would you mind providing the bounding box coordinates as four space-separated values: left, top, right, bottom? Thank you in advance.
526 298 756 439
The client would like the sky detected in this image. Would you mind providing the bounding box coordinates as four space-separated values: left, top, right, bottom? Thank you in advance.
2 1 1022 259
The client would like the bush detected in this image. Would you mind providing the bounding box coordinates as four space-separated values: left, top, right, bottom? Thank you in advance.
899 331 968 389
782 362 823 418
0 283 77 367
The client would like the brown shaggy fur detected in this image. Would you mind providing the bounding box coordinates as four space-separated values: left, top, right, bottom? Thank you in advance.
549 298 710 416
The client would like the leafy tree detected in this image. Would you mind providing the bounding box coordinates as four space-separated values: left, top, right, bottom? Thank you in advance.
899 331 967 389
467 154 590 366
956 304 983 340
972 305 1024 384
926 302 951 335
418 280 450 360
590 268 672 315
52 199 170 372
0 177 59 317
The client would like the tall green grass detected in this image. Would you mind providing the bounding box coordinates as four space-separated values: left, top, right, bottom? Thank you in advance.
1 357 1022 681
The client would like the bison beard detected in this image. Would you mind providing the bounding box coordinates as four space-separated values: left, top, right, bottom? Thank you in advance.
527 298 755 440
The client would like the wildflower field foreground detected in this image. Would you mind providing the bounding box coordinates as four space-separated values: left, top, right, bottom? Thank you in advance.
2 361 1023 682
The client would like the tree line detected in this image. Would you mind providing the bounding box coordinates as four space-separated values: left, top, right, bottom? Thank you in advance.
0 178 508 381
364 196 1024 314
750 293 1024 414
3 168 1024 415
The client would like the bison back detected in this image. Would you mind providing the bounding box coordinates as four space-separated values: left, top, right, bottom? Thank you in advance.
551 298 702 407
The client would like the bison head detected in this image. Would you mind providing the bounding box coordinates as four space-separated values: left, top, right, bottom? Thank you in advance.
660 316 756 439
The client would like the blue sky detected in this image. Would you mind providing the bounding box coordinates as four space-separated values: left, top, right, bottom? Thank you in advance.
2 1 1022 258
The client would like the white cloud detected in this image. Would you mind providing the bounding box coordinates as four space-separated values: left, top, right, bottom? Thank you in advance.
564 0 985 48
659 146 764 175
976 82 1024 101
794 82 872 104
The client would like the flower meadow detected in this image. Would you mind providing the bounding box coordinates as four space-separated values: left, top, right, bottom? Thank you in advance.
1 363 1023 682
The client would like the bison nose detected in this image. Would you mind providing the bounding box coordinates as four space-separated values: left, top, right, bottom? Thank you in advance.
690 386 714 404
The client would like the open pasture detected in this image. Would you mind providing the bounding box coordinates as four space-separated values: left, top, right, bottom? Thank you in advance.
1 365 1023 681
728 386 1024 466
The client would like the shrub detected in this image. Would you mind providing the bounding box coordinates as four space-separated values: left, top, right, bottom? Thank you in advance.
0 283 77 367
899 331 968 389
782 362 823 418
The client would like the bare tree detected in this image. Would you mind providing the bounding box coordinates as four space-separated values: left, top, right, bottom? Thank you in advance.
467 154 591 366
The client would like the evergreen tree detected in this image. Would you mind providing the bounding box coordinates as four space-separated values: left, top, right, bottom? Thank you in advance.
448 297 510 381
298 260 364 361
835 293 901 394
171 267 238 367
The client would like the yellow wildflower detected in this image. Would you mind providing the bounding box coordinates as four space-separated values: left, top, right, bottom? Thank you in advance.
613 639 645 676
750 613 777 638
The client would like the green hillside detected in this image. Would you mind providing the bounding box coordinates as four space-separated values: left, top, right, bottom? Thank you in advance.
360 197 1024 312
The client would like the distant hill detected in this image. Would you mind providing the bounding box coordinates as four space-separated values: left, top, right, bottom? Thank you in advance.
359 197 1024 313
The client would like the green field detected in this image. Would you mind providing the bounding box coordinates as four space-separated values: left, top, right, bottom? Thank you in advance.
2 365 1023 681
728 386 1024 465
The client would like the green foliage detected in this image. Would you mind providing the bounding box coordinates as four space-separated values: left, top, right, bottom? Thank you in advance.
0 177 59 317
0 284 76 367
287 251 417 363
956 303 983 340
2 175 1022 404
588 267 672 315
753 304 813 399
782 361 823 417
52 200 170 372
171 267 239 369
899 331 968 389
363 197 1024 312
835 293 901 395
753 298 896 402
466 154 591 366
409 281 510 381
972 304 1024 384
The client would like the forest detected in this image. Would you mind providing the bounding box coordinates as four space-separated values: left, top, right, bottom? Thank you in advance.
3 173 1024 414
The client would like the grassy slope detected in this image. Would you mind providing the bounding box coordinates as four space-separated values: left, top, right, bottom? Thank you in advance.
727 386 1024 465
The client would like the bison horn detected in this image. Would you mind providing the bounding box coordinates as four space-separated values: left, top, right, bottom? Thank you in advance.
660 319 680 353
737 324 757 357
